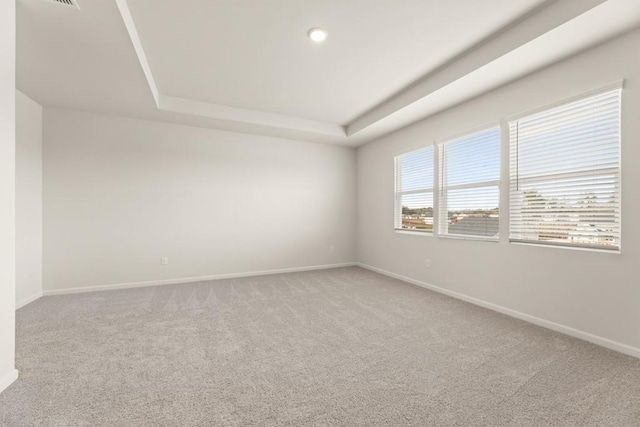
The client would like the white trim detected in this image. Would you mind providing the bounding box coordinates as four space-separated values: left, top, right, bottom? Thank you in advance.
0 369 19 394
16 291 43 310
394 229 433 237
42 263 357 296
114 0 160 106
356 262 640 359
159 95 345 137
499 119 510 245
510 240 621 254
438 234 499 243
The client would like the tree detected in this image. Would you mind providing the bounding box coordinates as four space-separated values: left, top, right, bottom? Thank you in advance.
522 189 545 217
402 206 433 217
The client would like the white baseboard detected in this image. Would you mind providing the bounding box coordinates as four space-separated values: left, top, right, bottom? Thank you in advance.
0 369 19 394
356 263 640 359
43 262 358 296
16 291 44 310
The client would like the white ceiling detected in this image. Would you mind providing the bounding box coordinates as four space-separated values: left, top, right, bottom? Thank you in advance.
17 0 158 118
126 0 545 125
16 0 640 146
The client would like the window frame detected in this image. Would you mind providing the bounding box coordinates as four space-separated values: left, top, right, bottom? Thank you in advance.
436 125 502 242
507 83 623 252
389 81 623 254
393 146 435 235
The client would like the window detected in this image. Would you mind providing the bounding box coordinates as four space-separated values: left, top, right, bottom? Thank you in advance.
394 147 434 233
509 87 621 250
438 127 501 239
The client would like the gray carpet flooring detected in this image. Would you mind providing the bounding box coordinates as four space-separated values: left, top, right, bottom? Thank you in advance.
0 267 638 426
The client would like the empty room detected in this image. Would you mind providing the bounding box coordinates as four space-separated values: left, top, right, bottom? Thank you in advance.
1 0 639 425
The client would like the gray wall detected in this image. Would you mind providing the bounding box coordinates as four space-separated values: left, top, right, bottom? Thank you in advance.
0 0 17 393
357 29 640 352
43 109 357 292
16 90 43 307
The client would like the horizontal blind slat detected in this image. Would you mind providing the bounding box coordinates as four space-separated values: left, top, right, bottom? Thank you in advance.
439 127 500 238
395 147 434 232
509 88 621 250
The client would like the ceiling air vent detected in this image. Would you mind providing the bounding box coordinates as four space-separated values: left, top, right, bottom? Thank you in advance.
45 0 80 9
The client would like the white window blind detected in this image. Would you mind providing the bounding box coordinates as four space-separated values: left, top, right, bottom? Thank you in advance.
438 127 501 239
509 87 622 250
394 147 434 233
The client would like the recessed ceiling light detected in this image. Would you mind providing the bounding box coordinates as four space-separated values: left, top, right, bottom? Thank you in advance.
308 28 327 43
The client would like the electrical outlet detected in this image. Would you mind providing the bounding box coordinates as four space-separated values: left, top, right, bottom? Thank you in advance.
425 258 431 268
329 246 335 253
161 256 169 266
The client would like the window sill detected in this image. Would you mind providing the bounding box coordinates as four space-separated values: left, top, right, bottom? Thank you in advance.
394 229 433 237
438 234 499 243
510 240 621 254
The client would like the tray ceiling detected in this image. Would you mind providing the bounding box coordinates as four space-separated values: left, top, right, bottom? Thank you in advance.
17 0 640 146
